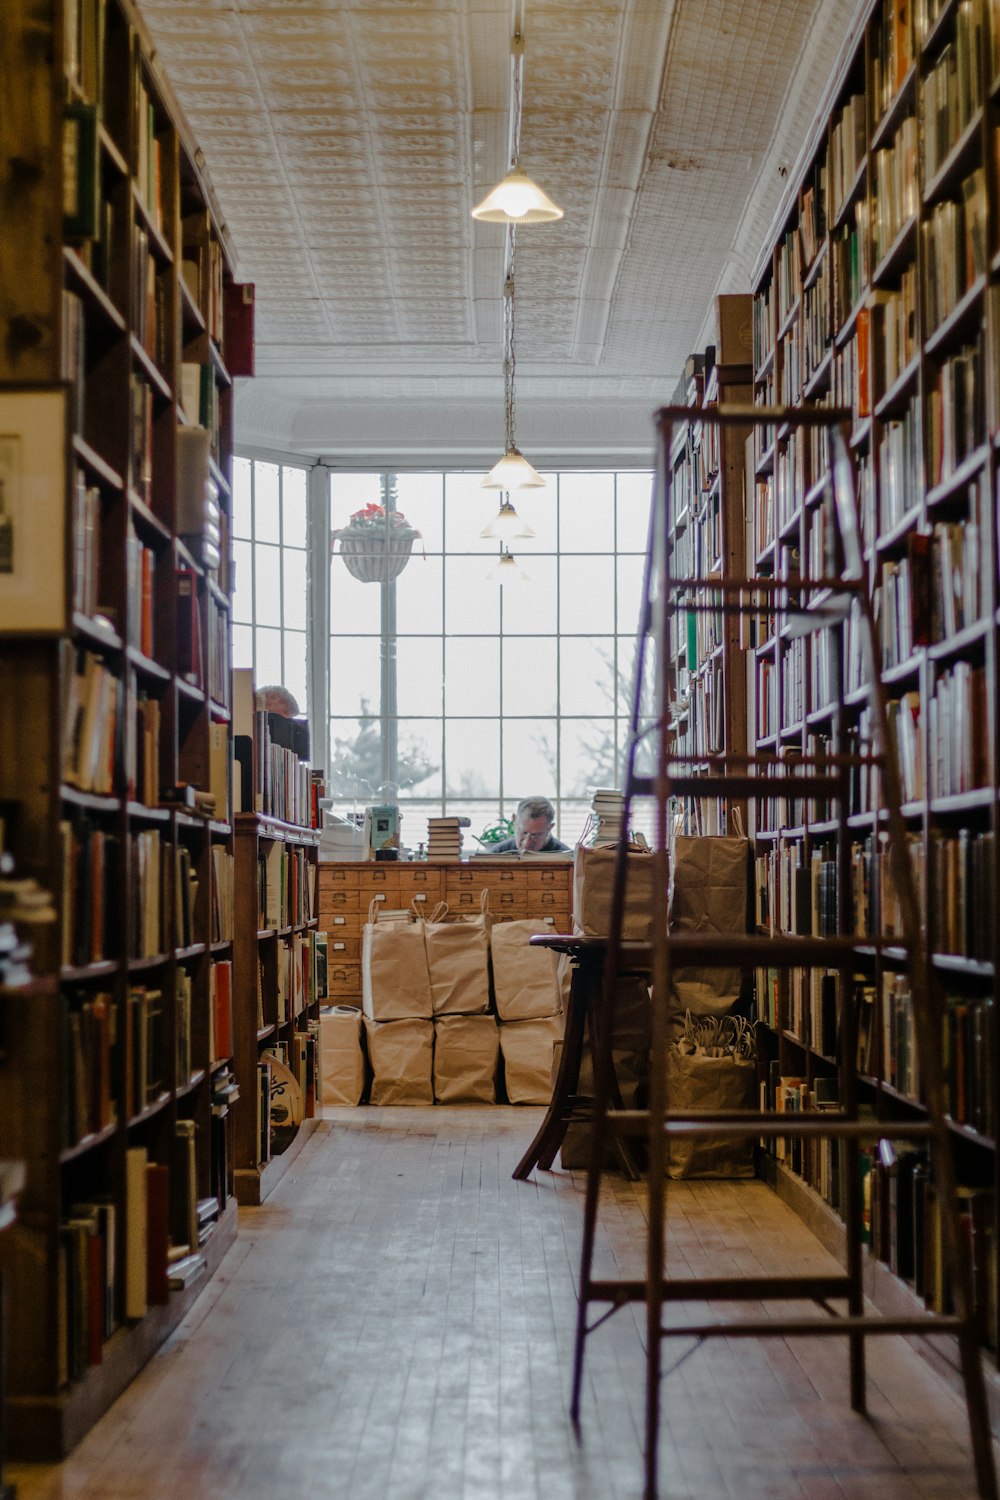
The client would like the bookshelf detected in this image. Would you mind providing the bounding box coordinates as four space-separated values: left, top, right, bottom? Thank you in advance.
663 296 754 835
231 672 322 1205
0 0 245 1457
749 0 1000 1357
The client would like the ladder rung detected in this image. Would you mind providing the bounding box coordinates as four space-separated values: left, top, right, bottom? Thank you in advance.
587 1275 851 1304
662 775 845 799
658 1315 965 1339
605 934 901 967
606 1111 936 1141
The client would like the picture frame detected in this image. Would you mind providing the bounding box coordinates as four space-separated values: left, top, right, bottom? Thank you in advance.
0 386 68 633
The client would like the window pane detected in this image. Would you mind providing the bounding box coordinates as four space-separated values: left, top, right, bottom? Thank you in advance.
396 636 442 717
254 544 282 626
518 488 557 550
394 473 444 551
618 635 646 713
282 466 307 548
254 463 281 544
254 626 282 687
330 560 381 634
446 638 499 716
559 556 615 633
445 557 500 632
329 471 383 530
396 719 442 796
502 637 557 717
561 717 618 795
617 472 654 550
282 549 307 631
560 637 617 716
502 719 557 802
559 472 615 552
617 554 645 632
280 631 307 716
233 622 253 670
559 802 591 848
232 539 253 624
396 552 443 634
445 474 497 554
232 457 252 538
460 800 506 849
444 718 499 798
500 556 557 633
330 636 381 718
328 716 381 802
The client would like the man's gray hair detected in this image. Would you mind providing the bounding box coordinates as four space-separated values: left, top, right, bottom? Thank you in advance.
516 796 555 825
257 684 300 717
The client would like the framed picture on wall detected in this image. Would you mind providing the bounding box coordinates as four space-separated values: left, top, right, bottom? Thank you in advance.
0 386 68 632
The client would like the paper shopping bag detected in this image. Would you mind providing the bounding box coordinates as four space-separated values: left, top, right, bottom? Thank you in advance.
361 900 433 1021
433 1014 499 1103
572 845 659 940
423 895 491 1016
490 918 565 1021
668 834 750 1015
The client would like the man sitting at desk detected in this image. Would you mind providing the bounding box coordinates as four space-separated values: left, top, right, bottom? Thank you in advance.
492 796 570 853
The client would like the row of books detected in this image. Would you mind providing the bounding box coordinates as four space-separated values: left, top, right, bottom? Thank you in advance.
256 840 316 931
921 171 986 336
921 6 986 182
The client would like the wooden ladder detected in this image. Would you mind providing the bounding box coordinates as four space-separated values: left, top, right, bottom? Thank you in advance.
571 404 999 1500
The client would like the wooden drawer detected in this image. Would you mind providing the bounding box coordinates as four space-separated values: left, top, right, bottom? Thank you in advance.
329 961 361 995
396 867 444 898
327 935 360 963
446 864 525 892
526 866 573 892
532 889 568 913
319 866 363 891
359 865 401 892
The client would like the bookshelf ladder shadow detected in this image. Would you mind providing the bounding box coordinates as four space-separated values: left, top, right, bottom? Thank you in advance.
571 404 999 1500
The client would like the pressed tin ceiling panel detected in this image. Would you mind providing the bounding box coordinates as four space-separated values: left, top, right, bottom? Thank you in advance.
136 0 859 459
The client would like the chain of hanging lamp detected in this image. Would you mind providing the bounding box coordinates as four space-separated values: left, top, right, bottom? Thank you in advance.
502 233 517 458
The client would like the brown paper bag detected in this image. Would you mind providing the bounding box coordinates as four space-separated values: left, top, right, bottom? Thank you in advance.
553 1033 649 1168
498 1015 564 1104
572 845 659 940
424 896 491 1017
364 1017 434 1105
668 835 749 1015
319 1005 365 1106
665 1048 755 1178
433 1014 499 1103
490 919 565 1021
361 900 433 1021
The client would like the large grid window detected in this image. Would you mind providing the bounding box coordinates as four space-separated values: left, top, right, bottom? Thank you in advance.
327 469 652 852
232 457 311 714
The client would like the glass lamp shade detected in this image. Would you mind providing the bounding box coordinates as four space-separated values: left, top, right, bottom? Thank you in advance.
486 549 529 584
481 447 546 490
480 499 535 541
471 165 564 224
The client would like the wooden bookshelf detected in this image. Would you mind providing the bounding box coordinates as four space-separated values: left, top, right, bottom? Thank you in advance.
662 296 754 836
749 0 1000 1358
0 0 243 1457
231 671 322 1205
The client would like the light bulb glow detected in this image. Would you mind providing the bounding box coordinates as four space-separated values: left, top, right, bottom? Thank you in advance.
480 500 535 541
471 165 563 225
481 448 546 490
486 549 529 585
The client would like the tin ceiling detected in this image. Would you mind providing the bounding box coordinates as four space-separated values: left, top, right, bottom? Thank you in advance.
135 0 858 463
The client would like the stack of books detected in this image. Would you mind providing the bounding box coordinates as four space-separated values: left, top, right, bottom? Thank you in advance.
590 788 626 845
427 817 463 861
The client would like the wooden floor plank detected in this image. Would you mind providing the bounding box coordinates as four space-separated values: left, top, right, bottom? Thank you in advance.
8 1106 998 1500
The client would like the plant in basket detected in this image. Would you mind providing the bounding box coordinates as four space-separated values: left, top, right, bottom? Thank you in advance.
331 502 422 583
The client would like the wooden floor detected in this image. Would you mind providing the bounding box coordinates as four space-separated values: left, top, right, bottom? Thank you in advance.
9 1107 996 1500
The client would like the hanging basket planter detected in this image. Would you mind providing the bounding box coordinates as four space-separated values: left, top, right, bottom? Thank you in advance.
332 504 421 584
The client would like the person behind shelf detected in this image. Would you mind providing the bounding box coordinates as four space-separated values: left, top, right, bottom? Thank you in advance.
491 796 570 853
256 684 299 718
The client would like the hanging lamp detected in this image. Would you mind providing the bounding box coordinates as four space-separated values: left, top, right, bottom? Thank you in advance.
486 545 529 584
482 263 546 491
480 496 535 541
471 34 563 225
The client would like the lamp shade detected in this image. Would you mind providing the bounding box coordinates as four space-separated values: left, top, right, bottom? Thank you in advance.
486 548 529 584
480 499 535 541
482 447 546 490
471 165 563 224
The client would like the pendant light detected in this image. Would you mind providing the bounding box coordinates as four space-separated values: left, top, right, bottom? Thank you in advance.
471 35 563 226
480 496 535 541
482 259 546 490
486 546 529 584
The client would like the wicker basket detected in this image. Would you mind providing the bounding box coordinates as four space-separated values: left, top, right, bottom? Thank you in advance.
333 524 418 583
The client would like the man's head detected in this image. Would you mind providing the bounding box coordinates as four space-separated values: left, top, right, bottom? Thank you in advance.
513 796 557 851
257 684 300 719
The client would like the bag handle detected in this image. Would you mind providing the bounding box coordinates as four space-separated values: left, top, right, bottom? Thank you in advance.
730 805 746 839
480 888 491 916
428 900 449 923
367 897 381 924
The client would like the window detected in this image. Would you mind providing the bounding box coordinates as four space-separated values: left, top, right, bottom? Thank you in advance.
326 468 652 852
232 457 311 714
